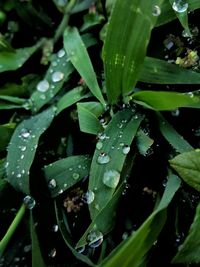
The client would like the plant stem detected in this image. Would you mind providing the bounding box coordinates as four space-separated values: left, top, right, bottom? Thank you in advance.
54 0 77 43
0 203 26 258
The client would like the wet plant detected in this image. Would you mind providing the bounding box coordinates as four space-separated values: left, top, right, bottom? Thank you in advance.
1 0 200 266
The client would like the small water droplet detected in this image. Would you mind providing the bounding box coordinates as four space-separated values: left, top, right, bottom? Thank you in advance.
52 61 58 67
52 71 64 82
172 0 188 13
171 109 180 117
37 80 49 92
87 230 103 248
5 162 9 168
23 195 36 209
49 248 56 258
103 170 120 189
21 154 24 160
20 128 30 139
52 224 59 232
20 146 26 152
48 179 57 189
96 141 103 150
72 173 80 180
152 5 161 16
84 190 95 204
97 152 110 164
58 189 63 194
57 49 65 58
122 145 130 155
17 173 22 178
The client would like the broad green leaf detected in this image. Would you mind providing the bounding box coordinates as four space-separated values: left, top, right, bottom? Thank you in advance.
139 57 200 84
0 124 15 152
30 49 74 112
169 149 200 191
103 0 164 104
136 129 154 156
54 201 95 266
56 86 91 115
132 91 200 110
100 174 181 267
157 113 193 153
0 40 43 73
156 0 200 27
6 106 56 194
77 102 104 135
89 109 144 219
172 203 200 264
169 0 191 36
44 155 91 198
31 212 47 267
64 27 106 105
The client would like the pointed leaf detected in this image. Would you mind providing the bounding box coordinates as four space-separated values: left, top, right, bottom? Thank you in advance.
0 124 14 152
136 129 154 156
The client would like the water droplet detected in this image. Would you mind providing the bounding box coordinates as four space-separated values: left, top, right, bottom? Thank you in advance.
20 146 26 152
58 189 63 194
122 145 130 155
103 170 120 189
172 0 188 13
20 128 30 139
17 173 22 178
152 5 161 16
76 246 85 253
97 153 110 164
122 232 129 240
52 71 64 82
57 49 65 58
5 162 9 168
52 224 59 232
72 173 80 180
37 80 49 92
49 248 56 258
171 109 180 117
48 179 57 189
84 190 95 204
21 154 24 160
23 195 36 209
52 61 58 67
96 141 103 150
87 230 103 248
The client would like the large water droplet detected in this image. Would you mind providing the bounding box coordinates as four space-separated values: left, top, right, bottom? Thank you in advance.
103 170 120 189
87 230 103 248
84 190 95 204
37 80 49 92
122 145 130 155
172 0 188 13
152 5 161 16
57 49 65 58
48 179 57 189
96 141 103 150
23 195 36 209
72 173 80 180
20 128 30 139
52 71 64 82
97 153 110 164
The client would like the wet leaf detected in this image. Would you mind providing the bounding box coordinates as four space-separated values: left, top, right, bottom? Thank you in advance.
132 91 200 110
172 203 200 264
0 40 43 73
77 102 104 135
103 0 164 104
6 106 56 194
157 113 193 153
56 86 91 115
169 149 200 191
64 27 106 105
89 109 144 219
44 155 91 198
100 174 181 267
139 57 200 84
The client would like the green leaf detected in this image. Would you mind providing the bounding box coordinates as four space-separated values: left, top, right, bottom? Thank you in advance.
0 124 15 152
89 109 144 219
56 86 91 115
172 203 200 264
139 57 200 84
103 0 164 104
64 27 106 105
81 13 104 32
0 40 43 73
77 102 104 135
136 129 154 156
44 155 91 198
6 106 56 194
132 91 200 110
100 174 181 267
31 212 47 267
169 149 200 191
157 113 193 153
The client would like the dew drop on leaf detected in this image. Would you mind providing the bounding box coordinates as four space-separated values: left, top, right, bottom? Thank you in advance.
23 195 36 209
152 5 161 16
36 80 50 92
97 153 110 164
122 145 130 155
72 173 80 180
103 170 120 189
20 146 26 152
87 230 103 248
84 190 95 204
52 224 59 232
172 0 188 13
48 248 57 258
51 71 64 82
48 179 57 189
57 49 65 58
96 141 103 150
